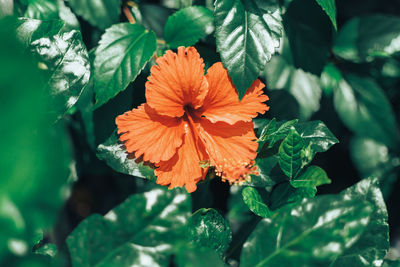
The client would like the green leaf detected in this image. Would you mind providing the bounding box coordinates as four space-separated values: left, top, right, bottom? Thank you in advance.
240 179 375 267
67 0 121 30
333 15 400 62
331 178 389 266
242 187 271 218
175 246 226 267
283 0 333 75
260 119 299 149
31 29 91 119
295 120 339 158
188 208 232 256
263 41 322 120
320 63 342 96
278 127 305 178
333 74 399 147
246 157 279 187
214 0 283 99
315 0 337 30
96 131 156 181
290 165 331 188
164 6 213 48
0 0 13 18
0 17 71 258
134 4 174 38
24 0 58 20
94 23 157 107
67 188 191 266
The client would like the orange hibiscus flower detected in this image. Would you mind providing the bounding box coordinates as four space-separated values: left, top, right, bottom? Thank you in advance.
116 47 269 193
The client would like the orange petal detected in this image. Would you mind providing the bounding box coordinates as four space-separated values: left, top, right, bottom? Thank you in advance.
155 122 208 193
201 62 269 125
146 47 208 117
116 104 185 163
198 118 259 184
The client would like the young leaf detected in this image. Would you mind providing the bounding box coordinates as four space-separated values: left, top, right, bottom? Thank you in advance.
188 208 232 256
67 0 121 29
333 15 400 62
295 120 339 158
94 23 157 107
96 131 156 181
315 0 337 30
240 179 376 267
278 127 305 178
164 6 213 48
331 178 389 266
242 187 271 218
290 165 331 188
333 74 399 147
67 188 191 266
214 0 282 99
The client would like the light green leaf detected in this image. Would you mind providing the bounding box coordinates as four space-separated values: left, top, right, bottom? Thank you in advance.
240 179 375 267
97 131 156 181
333 74 399 147
278 128 305 178
333 15 400 62
67 188 191 267
0 0 13 18
67 0 121 29
0 17 71 258
214 0 282 99
188 208 232 256
290 165 331 188
94 23 157 107
164 6 213 48
242 187 271 218
331 178 389 267
24 0 58 20
315 0 337 30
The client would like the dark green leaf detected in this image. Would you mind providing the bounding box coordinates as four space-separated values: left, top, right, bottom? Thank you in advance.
175 246 226 267
188 208 232 256
164 6 213 48
67 188 191 266
333 15 400 62
214 0 283 99
278 128 305 178
284 0 332 75
259 119 299 149
331 178 389 266
315 0 337 30
94 23 157 107
242 187 271 218
97 131 156 181
240 179 375 267
320 63 342 96
245 157 279 187
290 165 331 188
134 4 174 38
333 74 399 146
67 0 121 29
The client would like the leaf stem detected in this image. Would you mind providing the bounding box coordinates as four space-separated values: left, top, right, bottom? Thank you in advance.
123 6 136 24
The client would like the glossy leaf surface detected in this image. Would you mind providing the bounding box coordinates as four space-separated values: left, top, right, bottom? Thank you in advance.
240 179 376 267
94 23 157 107
67 188 191 266
242 187 271 218
315 0 337 29
97 132 156 180
164 6 213 48
214 0 282 99
278 128 305 178
188 208 232 256
290 165 331 188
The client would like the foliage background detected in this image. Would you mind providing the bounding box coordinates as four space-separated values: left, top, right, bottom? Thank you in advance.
1 0 400 266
